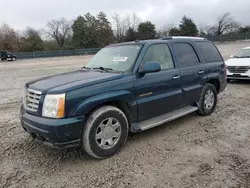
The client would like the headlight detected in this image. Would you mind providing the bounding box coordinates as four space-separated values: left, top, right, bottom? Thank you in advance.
42 94 65 118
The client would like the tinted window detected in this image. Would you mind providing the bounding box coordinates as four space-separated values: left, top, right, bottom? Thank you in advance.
142 44 174 70
174 43 200 68
196 41 223 62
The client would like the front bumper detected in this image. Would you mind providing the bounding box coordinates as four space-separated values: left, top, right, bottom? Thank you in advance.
227 70 250 80
20 105 85 148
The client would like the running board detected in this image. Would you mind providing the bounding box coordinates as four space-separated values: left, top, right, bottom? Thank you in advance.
138 106 198 131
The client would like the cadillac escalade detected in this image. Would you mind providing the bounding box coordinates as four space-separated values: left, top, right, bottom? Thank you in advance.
20 36 227 159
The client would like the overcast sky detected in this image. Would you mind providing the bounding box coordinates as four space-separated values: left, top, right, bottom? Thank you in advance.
1 0 250 31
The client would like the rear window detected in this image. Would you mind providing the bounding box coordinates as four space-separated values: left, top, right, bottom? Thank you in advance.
196 41 223 62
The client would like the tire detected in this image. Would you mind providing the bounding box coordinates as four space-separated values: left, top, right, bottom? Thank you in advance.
82 106 129 159
12 57 16 61
197 83 217 116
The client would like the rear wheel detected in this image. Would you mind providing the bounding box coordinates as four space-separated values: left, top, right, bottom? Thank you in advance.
12 57 16 61
82 106 129 159
197 83 217 116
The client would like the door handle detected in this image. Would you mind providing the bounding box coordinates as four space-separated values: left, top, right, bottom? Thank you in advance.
173 75 180 80
198 70 204 74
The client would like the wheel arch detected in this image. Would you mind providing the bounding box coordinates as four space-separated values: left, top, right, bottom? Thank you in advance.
70 90 136 127
86 100 133 128
207 78 220 93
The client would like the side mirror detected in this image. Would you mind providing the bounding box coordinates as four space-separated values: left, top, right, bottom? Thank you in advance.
229 55 233 58
139 61 161 74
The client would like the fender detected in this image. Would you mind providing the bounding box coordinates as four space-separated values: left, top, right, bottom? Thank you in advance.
204 62 223 82
207 73 221 81
206 73 220 83
70 90 137 117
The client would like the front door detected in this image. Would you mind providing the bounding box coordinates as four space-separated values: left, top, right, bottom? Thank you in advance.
172 42 206 107
134 44 182 122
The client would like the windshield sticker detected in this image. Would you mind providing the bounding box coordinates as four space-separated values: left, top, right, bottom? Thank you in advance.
113 57 128 62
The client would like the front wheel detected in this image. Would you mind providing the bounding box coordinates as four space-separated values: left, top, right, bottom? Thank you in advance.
82 106 129 159
197 83 217 116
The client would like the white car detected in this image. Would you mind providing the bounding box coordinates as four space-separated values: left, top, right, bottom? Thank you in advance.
226 47 250 80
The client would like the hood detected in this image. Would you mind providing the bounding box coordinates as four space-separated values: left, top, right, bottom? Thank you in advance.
27 70 123 94
225 58 250 66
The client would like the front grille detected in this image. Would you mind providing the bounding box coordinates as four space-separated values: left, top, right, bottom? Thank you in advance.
227 66 250 73
25 89 42 112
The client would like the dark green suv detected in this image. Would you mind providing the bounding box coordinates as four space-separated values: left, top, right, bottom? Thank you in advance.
20 37 227 159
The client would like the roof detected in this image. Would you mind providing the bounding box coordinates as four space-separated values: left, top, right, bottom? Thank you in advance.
242 47 250 49
109 36 207 47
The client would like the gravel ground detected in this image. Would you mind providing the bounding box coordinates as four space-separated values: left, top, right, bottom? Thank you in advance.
1 42 250 188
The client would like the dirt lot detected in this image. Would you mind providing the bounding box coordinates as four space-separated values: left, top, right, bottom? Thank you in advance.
1 42 250 188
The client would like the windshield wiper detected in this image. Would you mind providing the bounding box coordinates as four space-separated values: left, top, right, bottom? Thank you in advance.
82 66 92 69
234 56 250 58
92 67 113 72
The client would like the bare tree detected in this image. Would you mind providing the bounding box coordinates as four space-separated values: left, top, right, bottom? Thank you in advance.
24 27 41 37
0 24 19 51
157 27 169 38
19 27 44 52
124 13 141 30
198 24 214 36
46 18 71 48
157 23 179 37
112 13 125 42
112 13 142 42
213 12 240 35
156 29 168 38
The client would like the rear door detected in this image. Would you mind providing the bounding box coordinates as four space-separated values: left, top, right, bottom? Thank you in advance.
134 43 182 121
195 41 226 92
172 42 206 107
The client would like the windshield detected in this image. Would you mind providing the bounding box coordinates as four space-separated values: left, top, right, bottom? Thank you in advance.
85 45 142 72
233 48 250 58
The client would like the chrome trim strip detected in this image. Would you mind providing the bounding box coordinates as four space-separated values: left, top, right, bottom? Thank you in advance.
27 88 42 95
139 106 198 131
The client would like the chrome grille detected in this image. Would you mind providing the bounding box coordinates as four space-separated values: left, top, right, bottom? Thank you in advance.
227 66 250 73
25 89 41 112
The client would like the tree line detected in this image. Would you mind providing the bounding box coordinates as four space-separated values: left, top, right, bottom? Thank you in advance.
0 12 250 52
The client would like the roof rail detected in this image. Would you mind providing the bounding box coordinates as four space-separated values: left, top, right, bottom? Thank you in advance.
161 36 172 40
161 36 206 40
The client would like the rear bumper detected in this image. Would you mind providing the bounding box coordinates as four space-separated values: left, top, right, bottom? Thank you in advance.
20 105 85 148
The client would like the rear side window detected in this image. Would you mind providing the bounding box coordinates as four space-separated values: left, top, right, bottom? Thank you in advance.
196 41 223 62
173 43 200 68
